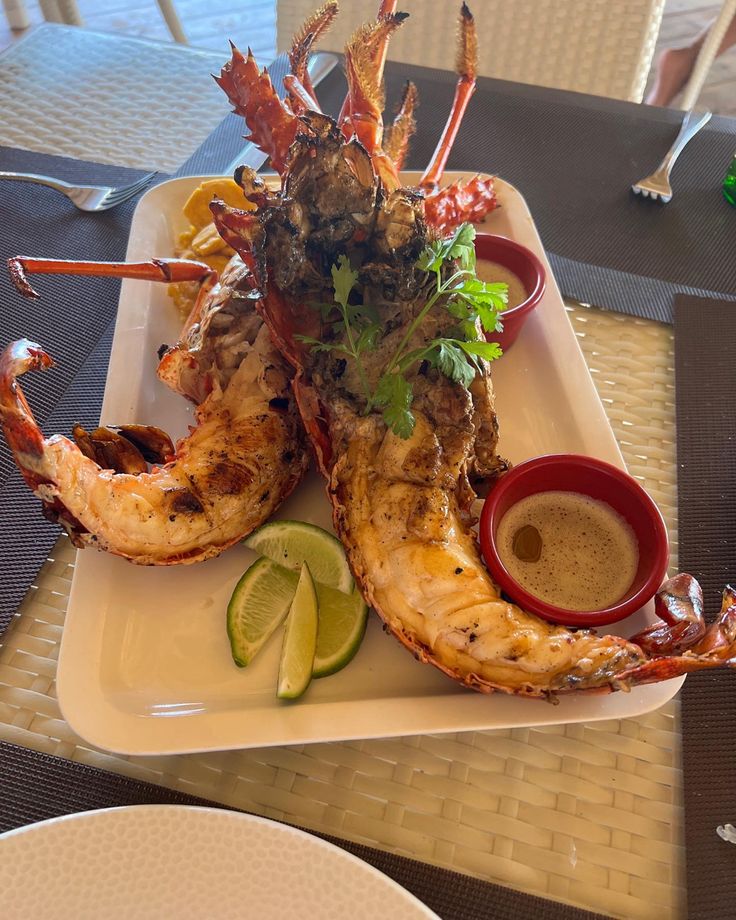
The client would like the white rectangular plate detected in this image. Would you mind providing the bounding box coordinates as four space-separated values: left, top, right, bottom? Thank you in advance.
57 173 682 755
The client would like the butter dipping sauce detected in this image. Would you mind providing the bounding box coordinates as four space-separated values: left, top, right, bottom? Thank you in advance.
479 454 670 628
495 492 639 611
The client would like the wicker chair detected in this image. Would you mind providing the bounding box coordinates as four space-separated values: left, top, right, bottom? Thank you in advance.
3 0 188 43
277 0 666 103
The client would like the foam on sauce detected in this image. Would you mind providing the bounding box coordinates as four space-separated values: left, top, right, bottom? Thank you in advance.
496 491 639 611
476 259 527 309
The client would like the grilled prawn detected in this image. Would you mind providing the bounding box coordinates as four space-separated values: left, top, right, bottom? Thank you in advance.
0 255 308 564
212 1 736 695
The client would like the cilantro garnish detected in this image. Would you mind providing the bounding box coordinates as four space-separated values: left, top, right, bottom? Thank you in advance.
295 255 379 406
298 225 506 438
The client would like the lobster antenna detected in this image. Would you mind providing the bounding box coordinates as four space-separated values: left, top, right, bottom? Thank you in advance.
288 1 339 83
345 12 408 114
420 3 478 190
383 80 418 169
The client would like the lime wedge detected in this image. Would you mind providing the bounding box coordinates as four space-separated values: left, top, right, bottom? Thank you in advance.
277 564 319 700
227 558 298 667
313 583 368 678
245 520 354 593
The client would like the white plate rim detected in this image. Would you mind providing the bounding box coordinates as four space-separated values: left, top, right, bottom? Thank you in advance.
0 804 439 919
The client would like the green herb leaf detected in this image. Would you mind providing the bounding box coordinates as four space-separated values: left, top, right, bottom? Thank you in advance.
417 223 477 275
452 277 508 310
384 403 415 438
446 298 471 321
345 302 380 325
458 340 503 362
294 334 335 353
433 340 475 389
355 323 382 354
475 302 503 334
445 223 476 270
332 255 358 308
460 318 483 341
374 371 415 438
307 300 338 321
374 370 411 408
383 406 417 438
416 239 444 274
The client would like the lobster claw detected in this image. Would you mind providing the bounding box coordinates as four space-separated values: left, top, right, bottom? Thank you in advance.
629 573 705 655
616 583 736 687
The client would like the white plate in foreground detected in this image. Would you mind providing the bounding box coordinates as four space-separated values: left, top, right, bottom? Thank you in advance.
1 805 438 919
57 173 683 755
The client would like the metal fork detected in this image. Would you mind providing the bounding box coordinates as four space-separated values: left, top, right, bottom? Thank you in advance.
631 110 712 203
0 170 157 212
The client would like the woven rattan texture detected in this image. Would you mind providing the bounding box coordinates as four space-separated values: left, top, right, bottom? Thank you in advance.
0 742 612 920
277 0 665 102
0 306 684 920
0 25 230 173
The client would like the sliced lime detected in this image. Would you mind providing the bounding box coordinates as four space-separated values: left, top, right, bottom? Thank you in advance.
245 520 354 593
313 583 368 678
227 558 298 667
277 564 319 700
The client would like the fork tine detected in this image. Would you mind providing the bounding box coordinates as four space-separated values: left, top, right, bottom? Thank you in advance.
131 170 158 191
104 171 157 207
122 170 158 194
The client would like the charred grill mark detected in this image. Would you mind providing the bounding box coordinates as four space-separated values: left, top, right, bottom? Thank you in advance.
170 488 205 515
208 460 255 496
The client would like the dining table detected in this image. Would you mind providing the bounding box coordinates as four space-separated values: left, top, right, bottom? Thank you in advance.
0 21 735 920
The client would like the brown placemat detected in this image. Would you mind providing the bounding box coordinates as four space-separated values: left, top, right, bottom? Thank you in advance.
0 147 166 634
0 740 611 920
674 294 736 920
190 58 736 321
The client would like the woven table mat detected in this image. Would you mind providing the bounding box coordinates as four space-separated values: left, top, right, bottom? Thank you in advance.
0 24 229 174
674 295 736 920
0 741 612 920
0 304 684 920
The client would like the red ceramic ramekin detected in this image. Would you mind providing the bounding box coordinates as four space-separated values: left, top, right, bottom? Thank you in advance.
478 454 670 628
475 233 546 351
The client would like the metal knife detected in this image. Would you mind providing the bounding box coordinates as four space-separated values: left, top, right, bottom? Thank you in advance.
222 51 339 176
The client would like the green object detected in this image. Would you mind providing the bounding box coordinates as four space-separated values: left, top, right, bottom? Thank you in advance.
277 564 319 700
227 558 298 667
313 583 369 678
231 521 369 691
724 153 736 207
245 520 354 593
